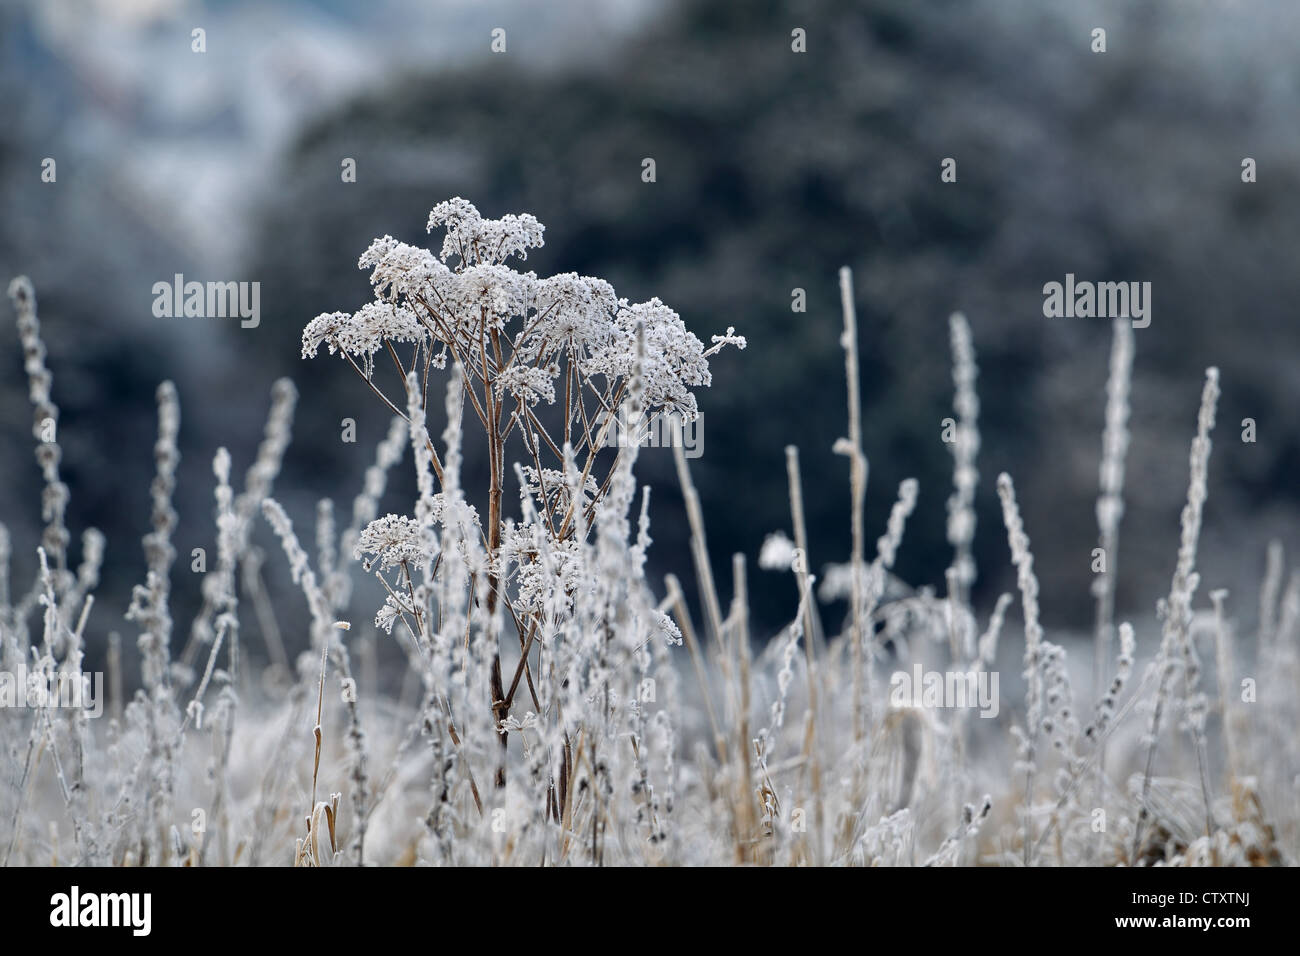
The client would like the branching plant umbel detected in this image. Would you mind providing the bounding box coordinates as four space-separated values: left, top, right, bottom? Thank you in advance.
303 198 744 811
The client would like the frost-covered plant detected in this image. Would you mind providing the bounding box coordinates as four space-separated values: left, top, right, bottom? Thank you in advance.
303 198 743 853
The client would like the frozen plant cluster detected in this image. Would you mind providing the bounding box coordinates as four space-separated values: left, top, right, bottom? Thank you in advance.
300 200 744 860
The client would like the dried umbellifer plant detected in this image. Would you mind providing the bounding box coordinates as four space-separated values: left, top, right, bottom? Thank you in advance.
303 198 744 801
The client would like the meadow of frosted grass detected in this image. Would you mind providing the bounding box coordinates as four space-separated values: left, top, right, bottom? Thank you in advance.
1 200 1295 867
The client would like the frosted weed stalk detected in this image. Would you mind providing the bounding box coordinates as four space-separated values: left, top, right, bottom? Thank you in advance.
304 198 744 862
1 199 1295 866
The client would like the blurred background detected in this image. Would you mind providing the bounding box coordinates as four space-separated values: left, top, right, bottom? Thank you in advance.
2 0 1298 680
